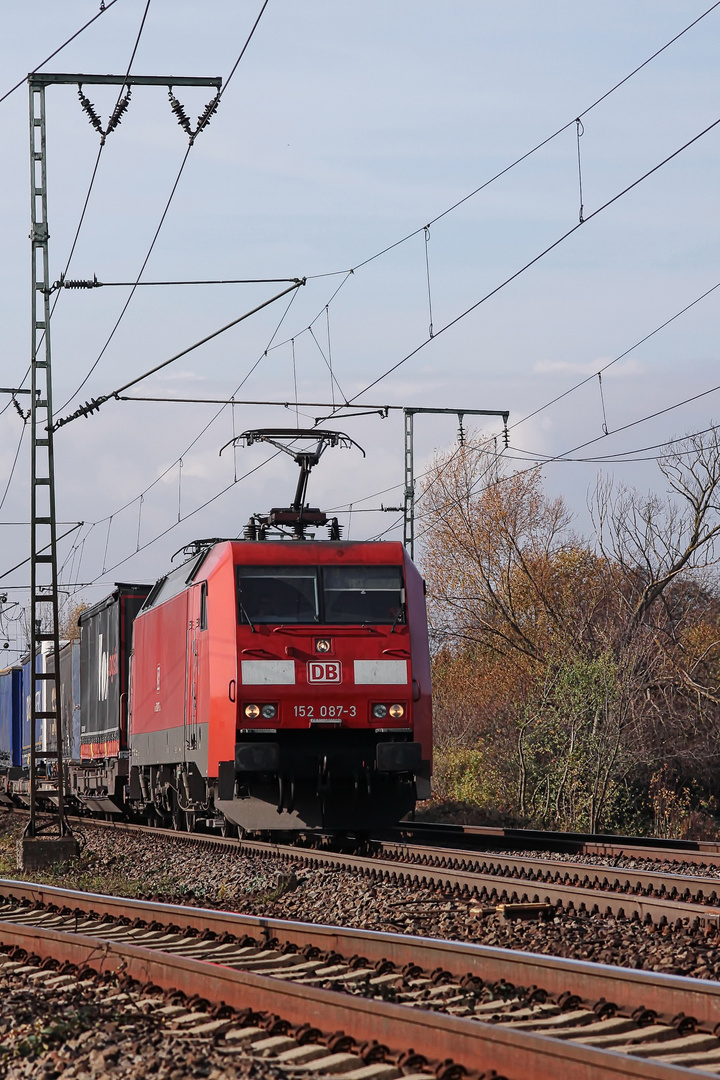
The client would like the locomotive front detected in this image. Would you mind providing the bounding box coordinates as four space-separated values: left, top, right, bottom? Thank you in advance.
215 540 432 831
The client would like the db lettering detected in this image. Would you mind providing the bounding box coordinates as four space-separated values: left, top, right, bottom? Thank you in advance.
307 661 342 684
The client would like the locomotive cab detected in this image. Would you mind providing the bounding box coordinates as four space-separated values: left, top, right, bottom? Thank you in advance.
220 541 432 830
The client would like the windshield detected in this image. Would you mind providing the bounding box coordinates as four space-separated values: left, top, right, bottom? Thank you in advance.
236 564 404 625
323 566 404 624
237 566 319 624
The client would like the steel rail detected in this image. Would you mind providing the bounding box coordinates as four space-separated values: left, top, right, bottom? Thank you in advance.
0 886 712 1080
376 841 720 907
75 824 720 924
390 822 720 866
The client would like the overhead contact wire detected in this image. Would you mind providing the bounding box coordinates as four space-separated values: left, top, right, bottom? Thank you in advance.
349 110 720 403
93 451 283 581
55 280 305 429
75 277 302 582
40 5 720 562
414 383 720 539
346 1 720 275
89 285 301 530
0 426 27 514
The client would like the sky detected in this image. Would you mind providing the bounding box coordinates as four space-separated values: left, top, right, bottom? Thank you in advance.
1 1 720 652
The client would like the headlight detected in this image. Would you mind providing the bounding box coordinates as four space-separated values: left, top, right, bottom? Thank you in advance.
372 704 388 719
315 638 331 653
244 704 260 719
388 704 404 718
261 704 277 719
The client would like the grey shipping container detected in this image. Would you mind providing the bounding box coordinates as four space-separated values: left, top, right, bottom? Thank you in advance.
60 640 81 761
20 652 42 766
46 641 81 762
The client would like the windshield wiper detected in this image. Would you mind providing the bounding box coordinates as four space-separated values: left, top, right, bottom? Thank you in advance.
239 599 256 633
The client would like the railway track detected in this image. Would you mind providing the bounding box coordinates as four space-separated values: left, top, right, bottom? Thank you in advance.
6 808 720 927
390 821 720 868
373 840 720 917
1 879 720 1078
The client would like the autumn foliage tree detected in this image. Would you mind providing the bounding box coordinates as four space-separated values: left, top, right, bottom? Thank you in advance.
420 430 720 835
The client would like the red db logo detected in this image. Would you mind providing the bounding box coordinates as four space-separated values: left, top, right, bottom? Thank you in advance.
307 661 342 683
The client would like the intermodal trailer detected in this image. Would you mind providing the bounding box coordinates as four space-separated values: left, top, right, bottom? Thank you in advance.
20 651 42 766
45 640 81 763
0 666 22 805
59 640 81 762
75 584 150 814
0 667 21 768
78 584 151 761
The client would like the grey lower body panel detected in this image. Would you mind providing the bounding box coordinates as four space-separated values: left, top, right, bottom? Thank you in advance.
130 723 209 776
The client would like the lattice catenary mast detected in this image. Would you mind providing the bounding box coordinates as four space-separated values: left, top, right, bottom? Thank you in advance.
21 71 221 868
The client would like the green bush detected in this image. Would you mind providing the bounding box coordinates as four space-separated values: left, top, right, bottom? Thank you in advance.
432 744 509 808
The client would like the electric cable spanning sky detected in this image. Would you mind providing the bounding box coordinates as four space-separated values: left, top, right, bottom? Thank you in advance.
1 1 719 626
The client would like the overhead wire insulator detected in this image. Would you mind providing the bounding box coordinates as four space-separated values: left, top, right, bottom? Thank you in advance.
193 94 220 139
11 396 28 423
168 89 193 137
106 86 132 136
81 397 103 418
77 85 103 136
168 88 221 144
63 275 102 290
77 84 133 146
53 394 107 430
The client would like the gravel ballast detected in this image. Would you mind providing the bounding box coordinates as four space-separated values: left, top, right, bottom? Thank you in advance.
2 814 720 983
0 964 287 1080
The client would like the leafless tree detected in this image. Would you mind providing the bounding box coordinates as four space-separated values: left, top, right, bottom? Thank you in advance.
593 427 720 632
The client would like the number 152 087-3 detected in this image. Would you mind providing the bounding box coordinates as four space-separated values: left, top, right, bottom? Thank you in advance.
293 704 356 719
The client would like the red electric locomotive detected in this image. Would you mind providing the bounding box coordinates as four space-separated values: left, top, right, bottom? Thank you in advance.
126 431 433 834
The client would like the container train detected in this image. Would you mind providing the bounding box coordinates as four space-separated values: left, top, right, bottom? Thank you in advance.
0 435 433 834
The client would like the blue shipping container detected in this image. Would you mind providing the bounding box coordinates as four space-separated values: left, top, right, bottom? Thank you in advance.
0 667 22 767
